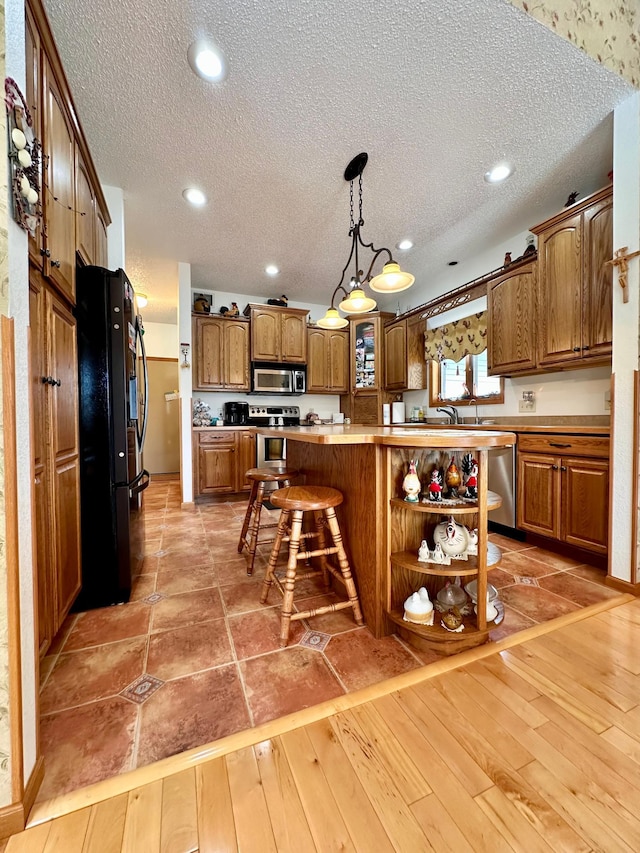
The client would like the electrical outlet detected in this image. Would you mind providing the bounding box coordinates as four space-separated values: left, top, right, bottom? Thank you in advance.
519 399 536 413
604 390 611 411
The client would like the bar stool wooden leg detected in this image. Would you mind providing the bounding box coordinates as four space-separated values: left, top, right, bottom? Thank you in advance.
260 509 290 605
313 510 331 592
323 507 364 626
245 481 267 576
238 479 259 553
279 509 303 647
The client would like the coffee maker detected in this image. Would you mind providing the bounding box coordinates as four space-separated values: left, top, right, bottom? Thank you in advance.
223 401 249 425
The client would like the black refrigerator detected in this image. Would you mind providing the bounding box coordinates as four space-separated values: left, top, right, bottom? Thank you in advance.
75 265 150 609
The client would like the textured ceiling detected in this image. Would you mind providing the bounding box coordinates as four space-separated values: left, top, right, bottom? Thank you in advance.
43 0 632 324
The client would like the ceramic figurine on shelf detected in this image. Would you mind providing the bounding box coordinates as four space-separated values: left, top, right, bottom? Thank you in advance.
465 459 479 499
402 459 421 503
467 527 479 556
226 301 239 317
403 588 434 625
428 466 443 502
431 542 448 564
433 515 470 559
444 456 462 498
418 540 430 562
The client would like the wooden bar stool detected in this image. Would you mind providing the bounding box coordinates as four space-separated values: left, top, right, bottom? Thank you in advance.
237 468 298 576
260 485 364 646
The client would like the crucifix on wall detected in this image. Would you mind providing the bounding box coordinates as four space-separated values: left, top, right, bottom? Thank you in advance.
607 246 640 304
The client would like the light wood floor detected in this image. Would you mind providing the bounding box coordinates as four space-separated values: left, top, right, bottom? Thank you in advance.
7 593 640 852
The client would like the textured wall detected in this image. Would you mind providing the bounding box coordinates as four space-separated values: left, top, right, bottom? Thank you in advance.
510 0 639 87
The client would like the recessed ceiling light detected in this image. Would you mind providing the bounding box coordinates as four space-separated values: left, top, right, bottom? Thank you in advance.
187 39 227 82
484 163 514 184
182 187 207 206
396 239 413 251
265 265 279 276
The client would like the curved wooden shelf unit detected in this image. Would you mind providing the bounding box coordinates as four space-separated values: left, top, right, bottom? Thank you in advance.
390 542 502 577
387 608 492 655
390 491 502 515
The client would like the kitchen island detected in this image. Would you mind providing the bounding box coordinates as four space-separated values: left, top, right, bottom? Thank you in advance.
255 425 516 653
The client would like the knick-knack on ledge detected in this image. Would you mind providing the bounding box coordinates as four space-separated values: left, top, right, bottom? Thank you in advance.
402 459 421 503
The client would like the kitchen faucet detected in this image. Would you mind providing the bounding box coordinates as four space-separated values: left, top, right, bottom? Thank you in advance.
436 405 459 424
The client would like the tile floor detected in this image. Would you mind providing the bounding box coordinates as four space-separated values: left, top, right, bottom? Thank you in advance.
37 478 619 800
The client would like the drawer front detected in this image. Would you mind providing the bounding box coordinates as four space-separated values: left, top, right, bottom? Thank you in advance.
517 434 609 459
198 430 237 445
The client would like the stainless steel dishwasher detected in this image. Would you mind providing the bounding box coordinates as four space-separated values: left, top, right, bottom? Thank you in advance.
487 443 517 529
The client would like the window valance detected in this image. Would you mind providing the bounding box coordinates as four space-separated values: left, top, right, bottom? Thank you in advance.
424 311 488 363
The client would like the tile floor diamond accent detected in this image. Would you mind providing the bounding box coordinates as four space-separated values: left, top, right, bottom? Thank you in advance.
120 674 164 704
299 630 332 652
513 576 540 586
143 592 166 604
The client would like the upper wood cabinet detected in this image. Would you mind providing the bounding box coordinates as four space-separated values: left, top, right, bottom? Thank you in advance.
306 326 349 393
532 186 612 369
487 260 538 376
340 312 397 425
383 316 427 392
75 146 96 266
42 52 76 300
246 304 309 363
193 315 250 391
26 0 112 299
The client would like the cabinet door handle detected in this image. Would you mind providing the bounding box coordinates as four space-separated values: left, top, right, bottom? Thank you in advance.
560 465 567 471
582 345 590 350
53 378 61 386
549 442 571 447
572 346 581 352
552 464 559 470
40 248 51 258
51 259 61 268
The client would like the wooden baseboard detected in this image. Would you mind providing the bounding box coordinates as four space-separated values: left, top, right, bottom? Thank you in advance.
0 756 44 840
605 575 640 595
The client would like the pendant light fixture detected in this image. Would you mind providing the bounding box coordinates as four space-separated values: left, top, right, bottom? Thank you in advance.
317 153 415 330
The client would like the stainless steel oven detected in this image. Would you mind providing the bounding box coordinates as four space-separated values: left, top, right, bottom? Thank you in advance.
249 405 300 473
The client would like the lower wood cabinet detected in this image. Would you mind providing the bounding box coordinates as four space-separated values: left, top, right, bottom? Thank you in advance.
517 433 609 555
193 429 256 496
30 273 82 655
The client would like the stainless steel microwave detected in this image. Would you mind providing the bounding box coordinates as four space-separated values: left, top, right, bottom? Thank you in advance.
251 363 306 395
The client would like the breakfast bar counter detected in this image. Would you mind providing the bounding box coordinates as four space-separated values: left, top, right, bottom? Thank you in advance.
256 425 516 651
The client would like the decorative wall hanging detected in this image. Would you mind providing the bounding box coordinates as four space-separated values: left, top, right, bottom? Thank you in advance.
607 246 640 304
5 77 41 236
424 310 488 363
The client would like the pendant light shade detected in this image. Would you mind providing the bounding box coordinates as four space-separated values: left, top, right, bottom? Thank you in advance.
338 287 377 314
369 261 415 293
317 307 349 329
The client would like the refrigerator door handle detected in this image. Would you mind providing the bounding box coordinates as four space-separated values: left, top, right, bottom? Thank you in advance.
129 468 150 497
136 318 149 452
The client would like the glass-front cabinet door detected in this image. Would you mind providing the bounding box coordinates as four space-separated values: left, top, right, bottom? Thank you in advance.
351 314 393 392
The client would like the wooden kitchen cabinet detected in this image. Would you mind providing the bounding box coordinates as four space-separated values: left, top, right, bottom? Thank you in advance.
517 433 609 555
30 274 82 654
383 316 427 391
193 429 256 496
42 51 76 300
340 312 397 424
27 0 112 291
306 326 349 393
487 260 538 376
245 304 309 363
532 186 612 369
192 315 250 391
